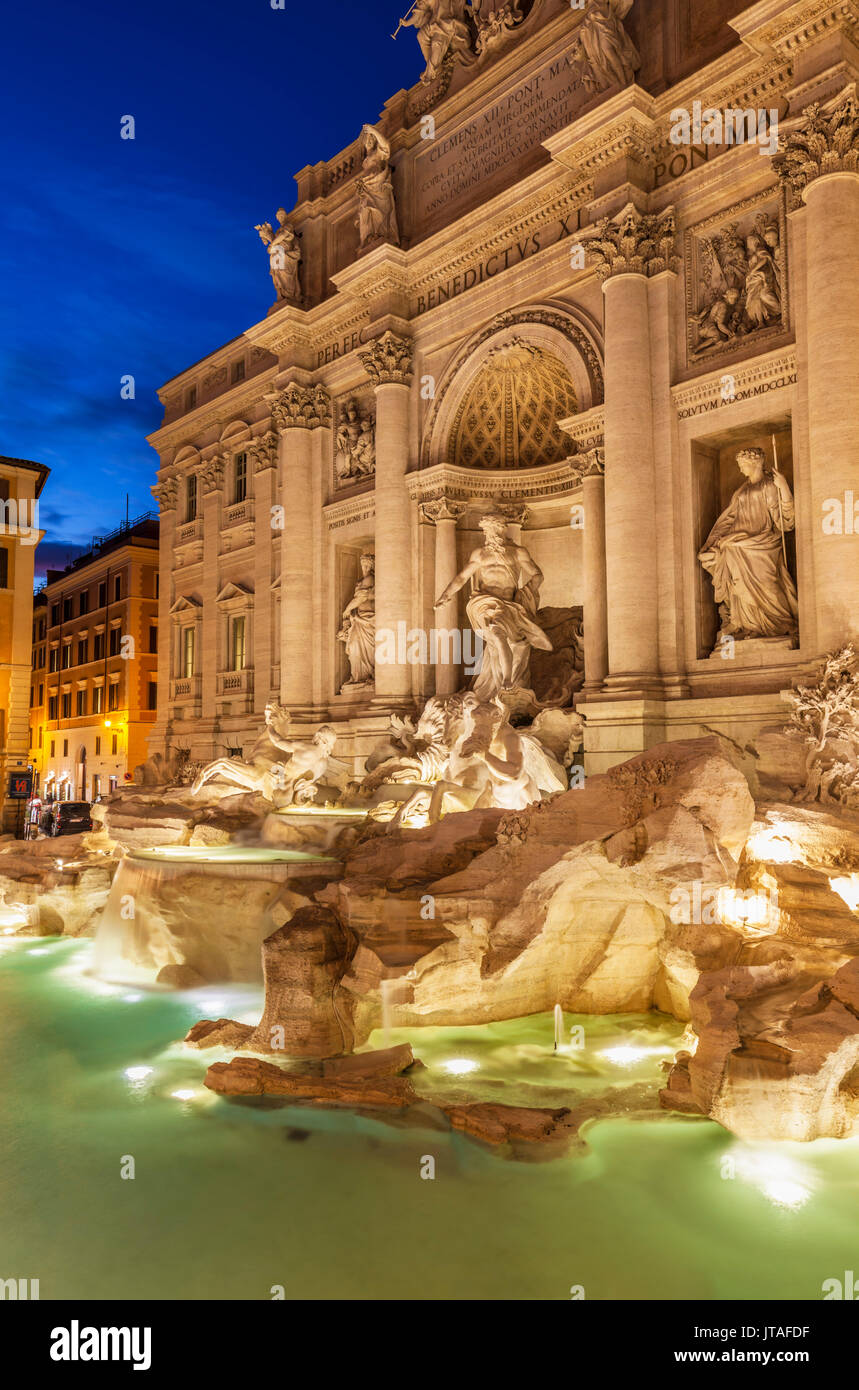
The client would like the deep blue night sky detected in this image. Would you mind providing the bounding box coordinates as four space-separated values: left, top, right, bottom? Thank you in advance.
1 0 416 575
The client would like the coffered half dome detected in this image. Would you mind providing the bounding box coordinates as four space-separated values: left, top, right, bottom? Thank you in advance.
448 338 578 470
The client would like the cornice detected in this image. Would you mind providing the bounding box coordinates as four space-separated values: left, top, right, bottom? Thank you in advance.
672 345 797 420
405 458 582 504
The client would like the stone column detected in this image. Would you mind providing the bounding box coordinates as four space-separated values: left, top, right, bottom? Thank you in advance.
359 331 414 706
587 204 678 693
579 451 609 692
149 475 178 758
271 384 330 716
420 498 465 697
775 98 859 649
248 431 278 716
200 454 224 734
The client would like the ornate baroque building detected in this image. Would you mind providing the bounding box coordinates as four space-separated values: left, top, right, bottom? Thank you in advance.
148 0 859 772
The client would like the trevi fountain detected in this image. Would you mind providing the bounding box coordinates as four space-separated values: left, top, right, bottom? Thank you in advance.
6 0 859 1306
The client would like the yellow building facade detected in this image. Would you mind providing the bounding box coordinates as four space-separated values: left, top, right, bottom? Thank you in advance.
30 516 159 804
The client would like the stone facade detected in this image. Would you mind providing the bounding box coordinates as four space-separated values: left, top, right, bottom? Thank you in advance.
147 0 859 773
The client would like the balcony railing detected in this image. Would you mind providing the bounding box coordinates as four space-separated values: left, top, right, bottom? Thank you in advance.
170 675 202 701
222 498 254 529
175 518 202 543
216 668 253 698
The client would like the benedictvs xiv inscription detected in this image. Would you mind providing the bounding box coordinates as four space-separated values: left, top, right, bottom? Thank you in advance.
414 55 588 221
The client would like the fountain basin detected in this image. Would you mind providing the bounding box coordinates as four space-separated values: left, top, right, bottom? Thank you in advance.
94 844 341 987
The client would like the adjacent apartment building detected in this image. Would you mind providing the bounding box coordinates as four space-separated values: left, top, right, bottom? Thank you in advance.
30 515 159 802
0 455 48 833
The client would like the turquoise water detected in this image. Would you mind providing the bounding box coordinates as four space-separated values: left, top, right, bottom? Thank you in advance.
2 935 858 1301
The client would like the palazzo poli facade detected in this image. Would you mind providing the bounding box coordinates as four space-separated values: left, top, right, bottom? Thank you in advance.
148 0 859 775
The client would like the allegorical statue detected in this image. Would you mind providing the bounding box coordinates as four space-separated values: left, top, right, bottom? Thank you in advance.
434 511 552 700
254 209 302 303
698 446 798 646
356 126 400 247
395 0 473 84
191 703 339 804
574 0 640 91
338 551 376 688
335 401 376 483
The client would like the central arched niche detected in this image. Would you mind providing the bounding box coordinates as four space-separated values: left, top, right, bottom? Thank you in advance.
422 305 604 471
448 338 578 470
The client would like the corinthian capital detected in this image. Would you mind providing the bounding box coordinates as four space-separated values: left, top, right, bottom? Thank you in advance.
570 446 605 484
200 454 225 494
359 331 414 386
419 498 465 525
247 430 278 472
773 95 859 207
151 477 179 510
269 382 331 430
586 203 680 281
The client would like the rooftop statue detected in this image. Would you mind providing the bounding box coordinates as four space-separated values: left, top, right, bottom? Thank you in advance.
356 126 400 248
434 511 552 700
573 0 640 91
698 446 798 647
395 0 473 84
254 209 302 303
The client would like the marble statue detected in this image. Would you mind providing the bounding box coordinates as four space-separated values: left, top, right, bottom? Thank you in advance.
356 691 566 821
356 126 400 247
698 447 798 646
434 511 552 700
396 0 473 84
784 646 859 806
573 0 640 91
337 552 376 689
191 704 339 805
254 209 302 303
470 1 524 57
335 400 376 483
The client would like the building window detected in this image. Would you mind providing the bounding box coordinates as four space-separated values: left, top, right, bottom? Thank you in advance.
48 696 58 720
0 546 8 588
38 728 43 749
186 474 197 523
148 680 157 710
76 689 87 717
49 648 59 673
50 603 60 626
79 591 89 616
98 581 106 608
63 597 73 622
93 686 104 714
77 638 88 665
233 453 247 505
229 615 246 671
114 575 121 602
30 685 34 708
108 683 119 712
50 739 55 756
38 683 43 705
94 632 105 661
61 642 72 670
155 572 159 599
112 734 118 755
61 693 71 718
182 627 196 678
95 736 101 755
185 386 197 411
149 625 158 653
63 739 69 756
109 627 121 656
231 359 246 384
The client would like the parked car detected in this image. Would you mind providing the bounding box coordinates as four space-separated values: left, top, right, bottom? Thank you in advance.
43 801 93 836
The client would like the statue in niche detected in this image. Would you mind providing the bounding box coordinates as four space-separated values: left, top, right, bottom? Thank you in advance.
337 551 376 689
691 212 782 355
698 447 798 649
356 126 400 247
396 0 473 84
572 0 640 92
254 209 302 303
434 511 552 700
335 400 376 484
190 703 340 805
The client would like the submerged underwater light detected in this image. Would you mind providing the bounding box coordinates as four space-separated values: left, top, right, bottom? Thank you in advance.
442 1059 479 1075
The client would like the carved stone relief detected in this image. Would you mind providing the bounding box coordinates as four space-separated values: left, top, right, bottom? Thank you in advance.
686 198 786 363
334 398 376 487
